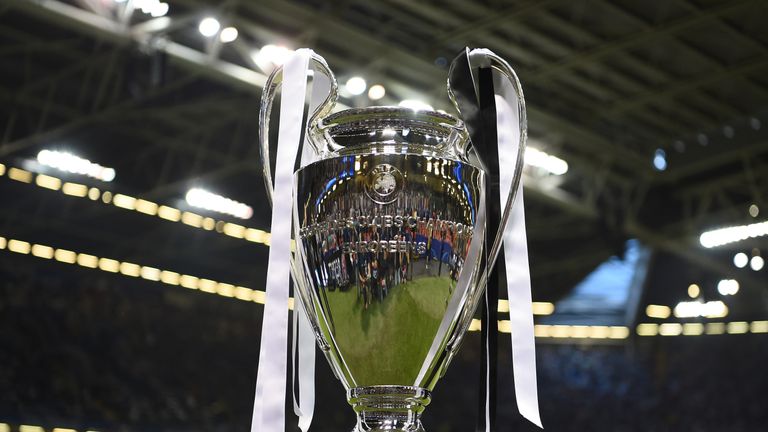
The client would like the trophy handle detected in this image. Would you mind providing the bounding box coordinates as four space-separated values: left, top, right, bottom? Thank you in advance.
258 52 339 354
258 53 338 203
440 50 528 368
447 49 527 273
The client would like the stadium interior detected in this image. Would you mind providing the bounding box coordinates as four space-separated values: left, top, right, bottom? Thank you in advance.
0 0 767 431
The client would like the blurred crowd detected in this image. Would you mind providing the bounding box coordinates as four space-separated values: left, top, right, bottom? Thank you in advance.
0 268 258 432
0 267 766 431
529 338 768 432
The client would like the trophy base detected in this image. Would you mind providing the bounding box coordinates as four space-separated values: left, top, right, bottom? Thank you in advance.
348 385 431 431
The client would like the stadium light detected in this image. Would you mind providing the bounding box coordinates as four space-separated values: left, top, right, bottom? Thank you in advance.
673 300 728 319
1 163 271 245
185 188 253 219
682 323 704 336
398 99 433 111
531 301 555 315
219 26 238 43
653 148 667 171
646 304 671 319
345 77 367 95
198 17 220 37
727 321 749 334
751 255 764 271
659 323 682 336
699 220 768 248
753 321 768 333
252 44 293 72
734 252 748 268
497 300 554 315
368 84 386 100
129 0 169 17
525 147 568 176
717 279 739 295
37 150 115 182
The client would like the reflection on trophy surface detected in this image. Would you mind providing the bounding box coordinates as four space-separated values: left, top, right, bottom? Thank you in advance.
292 108 486 431
297 152 482 379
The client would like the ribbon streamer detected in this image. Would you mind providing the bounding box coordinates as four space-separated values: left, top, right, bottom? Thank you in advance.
456 48 543 429
477 65 500 432
252 49 312 432
492 63 542 428
292 298 316 432
292 66 332 432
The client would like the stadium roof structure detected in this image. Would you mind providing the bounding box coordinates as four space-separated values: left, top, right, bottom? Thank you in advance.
1 0 767 321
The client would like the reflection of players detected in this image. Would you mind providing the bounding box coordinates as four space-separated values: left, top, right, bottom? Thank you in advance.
380 257 389 300
449 254 462 283
370 260 380 303
343 229 356 291
401 259 408 283
358 255 370 309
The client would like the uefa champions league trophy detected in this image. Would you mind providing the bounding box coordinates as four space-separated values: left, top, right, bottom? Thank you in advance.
256 49 535 432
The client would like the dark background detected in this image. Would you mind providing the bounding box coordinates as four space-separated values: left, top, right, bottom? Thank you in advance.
1 0 767 431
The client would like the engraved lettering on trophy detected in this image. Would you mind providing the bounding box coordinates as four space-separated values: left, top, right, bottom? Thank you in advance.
297 214 472 241
393 215 403 227
407 216 418 228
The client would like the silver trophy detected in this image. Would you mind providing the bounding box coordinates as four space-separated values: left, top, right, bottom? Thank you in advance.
260 51 527 432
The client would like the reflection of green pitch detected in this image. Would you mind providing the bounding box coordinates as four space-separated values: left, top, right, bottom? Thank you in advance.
325 276 454 387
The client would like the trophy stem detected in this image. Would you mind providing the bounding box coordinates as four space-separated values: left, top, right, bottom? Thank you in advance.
348 386 431 432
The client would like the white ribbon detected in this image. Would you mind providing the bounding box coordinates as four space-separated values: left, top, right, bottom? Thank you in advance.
490 54 543 429
252 49 312 432
291 65 331 432
292 298 316 432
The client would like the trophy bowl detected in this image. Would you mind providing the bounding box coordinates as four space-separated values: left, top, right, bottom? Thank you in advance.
294 108 485 431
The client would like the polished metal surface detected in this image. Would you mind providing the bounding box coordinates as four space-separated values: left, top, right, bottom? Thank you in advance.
316 107 469 159
348 386 431 432
293 107 486 431
295 150 484 382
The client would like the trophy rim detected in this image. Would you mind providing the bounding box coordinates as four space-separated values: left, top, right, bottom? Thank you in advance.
314 106 469 157
323 105 461 125
320 106 464 138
